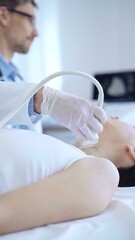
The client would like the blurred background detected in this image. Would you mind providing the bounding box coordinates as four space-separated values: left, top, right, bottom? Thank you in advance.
13 0 135 143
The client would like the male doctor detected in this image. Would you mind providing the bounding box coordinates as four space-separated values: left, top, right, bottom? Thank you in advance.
0 0 107 140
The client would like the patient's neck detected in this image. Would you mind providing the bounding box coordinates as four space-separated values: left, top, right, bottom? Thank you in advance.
80 143 122 167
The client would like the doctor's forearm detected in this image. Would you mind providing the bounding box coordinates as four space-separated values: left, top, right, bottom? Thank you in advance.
33 87 44 113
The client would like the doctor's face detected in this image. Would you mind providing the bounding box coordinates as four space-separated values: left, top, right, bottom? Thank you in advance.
5 2 38 54
99 117 135 147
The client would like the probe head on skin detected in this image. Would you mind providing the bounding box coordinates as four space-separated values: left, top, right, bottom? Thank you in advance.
75 74 104 149
75 132 99 149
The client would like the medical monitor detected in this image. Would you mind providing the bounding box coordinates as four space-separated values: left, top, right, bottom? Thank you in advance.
93 71 135 102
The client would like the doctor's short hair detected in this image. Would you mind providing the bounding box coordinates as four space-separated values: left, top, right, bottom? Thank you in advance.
0 0 37 8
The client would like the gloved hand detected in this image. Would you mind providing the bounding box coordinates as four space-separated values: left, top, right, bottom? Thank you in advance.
41 86 107 140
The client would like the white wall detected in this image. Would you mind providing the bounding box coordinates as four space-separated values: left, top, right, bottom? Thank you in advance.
13 0 135 99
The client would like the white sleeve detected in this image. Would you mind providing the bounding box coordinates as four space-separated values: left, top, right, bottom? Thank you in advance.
0 82 37 127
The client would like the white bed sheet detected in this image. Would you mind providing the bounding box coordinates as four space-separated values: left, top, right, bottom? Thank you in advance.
1 186 135 240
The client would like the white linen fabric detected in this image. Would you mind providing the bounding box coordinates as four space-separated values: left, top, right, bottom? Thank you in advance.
1 187 135 240
0 128 87 194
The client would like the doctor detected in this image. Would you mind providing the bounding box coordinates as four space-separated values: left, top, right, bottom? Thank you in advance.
0 0 107 140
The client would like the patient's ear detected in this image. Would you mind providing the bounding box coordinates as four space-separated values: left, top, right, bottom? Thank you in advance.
125 144 135 161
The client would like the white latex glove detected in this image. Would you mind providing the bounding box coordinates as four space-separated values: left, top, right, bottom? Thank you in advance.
41 87 107 140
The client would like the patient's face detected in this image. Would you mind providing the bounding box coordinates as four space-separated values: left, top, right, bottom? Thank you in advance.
99 117 135 146
81 117 135 168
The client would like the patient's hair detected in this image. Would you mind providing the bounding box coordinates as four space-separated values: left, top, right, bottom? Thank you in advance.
118 166 135 187
0 0 37 8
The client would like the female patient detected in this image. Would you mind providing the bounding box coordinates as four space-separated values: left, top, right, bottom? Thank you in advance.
0 116 134 235
81 116 135 169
